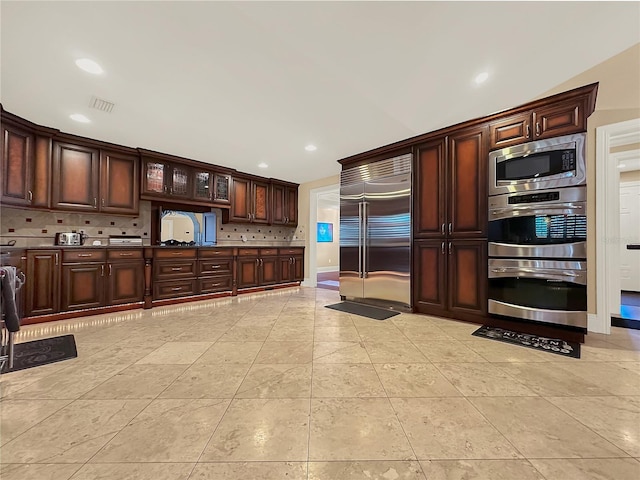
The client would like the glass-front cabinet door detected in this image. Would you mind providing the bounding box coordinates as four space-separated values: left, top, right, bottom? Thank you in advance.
143 160 168 195
214 174 230 203
170 164 190 197
193 170 212 200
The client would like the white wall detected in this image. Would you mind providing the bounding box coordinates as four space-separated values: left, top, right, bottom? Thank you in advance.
316 206 340 271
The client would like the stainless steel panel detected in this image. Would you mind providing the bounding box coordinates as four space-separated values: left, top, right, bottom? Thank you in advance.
489 186 586 220
489 258 587 285
363 173 411 306
488 299 587 328
489 133 586 196
339 182 364 299
341 154 411 186
488 241 587 259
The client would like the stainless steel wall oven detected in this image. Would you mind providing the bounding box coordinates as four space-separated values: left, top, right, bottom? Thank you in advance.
487 133 588 330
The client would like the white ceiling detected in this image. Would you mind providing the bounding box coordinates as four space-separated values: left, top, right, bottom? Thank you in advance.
1 2 639 184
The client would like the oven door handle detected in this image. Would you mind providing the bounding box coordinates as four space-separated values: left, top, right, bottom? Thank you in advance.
490 267 586 285
490 203 584 215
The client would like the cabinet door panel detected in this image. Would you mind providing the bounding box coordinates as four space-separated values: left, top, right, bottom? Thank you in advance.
230 177 251 222
1 125 33 206
448 240 487 316
292 255 304 281
271 183 286 224
52 142 100 211
448 127 487 238
253 181 270 224
279 257 293 283
286 186 298 225
61 264 105 311
237 257 259 288
193 170 213 201
32 136 51 208
25 250 60 316
199 276 233 294
534 99 586 139
260 257 279 285
101 151 139 214
489 113 532 150
414 138 447 238
142 160 168 195
170 164 191 197
413 241 446 314
107 261 144 305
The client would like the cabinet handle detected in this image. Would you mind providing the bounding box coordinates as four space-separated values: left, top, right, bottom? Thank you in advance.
289 257 293 264
119 253 133 257
210 283 221 287
171 252 183 256
28 190 33 203
448 223 452 235
108 264 112 276
93 198 98 208
210 265 221 269
441 223 445 235
441 242 445 255
171 267 183 271
260 258 263 266
448 242 452 255
55 253 59 266
171 287 182 291
78 253 92 257
256 258 259 266
102 198 105 207
101 264 105 276
526 124 531 138
536 122 541 136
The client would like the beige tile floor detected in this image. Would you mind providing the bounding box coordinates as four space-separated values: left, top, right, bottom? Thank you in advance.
1 287 639 479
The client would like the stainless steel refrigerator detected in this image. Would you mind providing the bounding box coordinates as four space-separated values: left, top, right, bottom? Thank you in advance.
339 154 412 308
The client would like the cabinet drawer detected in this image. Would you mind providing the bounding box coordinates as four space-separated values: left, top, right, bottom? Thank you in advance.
62 249 106 263
153 279 197 300
107 249 143 260
198 276 233 294
199 248 233 258
259 248 278 256
198 258 233 276
238 248 259 256
154 248 196 259
279 248 303 255
154 260 197 279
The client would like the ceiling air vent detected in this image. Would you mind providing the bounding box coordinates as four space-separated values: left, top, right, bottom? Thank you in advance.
88 96 115 113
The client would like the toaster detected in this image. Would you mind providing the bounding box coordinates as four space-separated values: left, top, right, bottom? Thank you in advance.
55 232 83 246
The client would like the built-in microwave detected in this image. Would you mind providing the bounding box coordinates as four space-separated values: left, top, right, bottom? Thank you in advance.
489 133 586 196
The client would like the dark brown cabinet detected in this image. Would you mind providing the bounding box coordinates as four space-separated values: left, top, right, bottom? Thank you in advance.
198 248 233 294
106 249 144 305
489 98 587 150
100 151 139 215
279 248 304 283
272 181 298 225
229 176 270 224
1 123 34 206
193 170 231 204
152 248 198 300
141 158 191 199
414 240 486 318
52 142 139 214
25 250 60 317
236 248 279 288
61 263 105 311
414 126 487 239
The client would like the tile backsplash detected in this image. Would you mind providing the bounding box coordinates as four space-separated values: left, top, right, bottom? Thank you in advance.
0 203 304 248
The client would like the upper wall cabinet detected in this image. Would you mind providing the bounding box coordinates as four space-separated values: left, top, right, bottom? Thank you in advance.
52 140 139 215
141 158 191 199
1 110 55 209
193 169 231 204
414 125 488 239
271 180 298 226
229 175 270 224
489 97 588 150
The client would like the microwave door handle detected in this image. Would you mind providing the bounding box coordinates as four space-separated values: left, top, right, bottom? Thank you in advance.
490 267 585 284
490 203 584 216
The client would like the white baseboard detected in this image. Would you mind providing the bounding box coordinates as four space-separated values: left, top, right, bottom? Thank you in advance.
317 266 339 273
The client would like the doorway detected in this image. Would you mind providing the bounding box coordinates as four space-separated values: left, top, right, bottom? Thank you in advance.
595 118 640 333
315 189 340 291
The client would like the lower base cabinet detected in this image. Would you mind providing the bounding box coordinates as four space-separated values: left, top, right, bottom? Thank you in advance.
414 239 487 318
25 250 61 316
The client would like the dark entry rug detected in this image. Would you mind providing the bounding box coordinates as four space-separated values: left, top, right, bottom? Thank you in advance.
1 335 78 373
472 325 580 358
325 302 400 320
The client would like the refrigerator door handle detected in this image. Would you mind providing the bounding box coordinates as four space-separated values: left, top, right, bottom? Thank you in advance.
358 201 363 278
362 201 369 278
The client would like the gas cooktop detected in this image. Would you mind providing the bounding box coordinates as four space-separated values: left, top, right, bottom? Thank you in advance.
159 240 197 247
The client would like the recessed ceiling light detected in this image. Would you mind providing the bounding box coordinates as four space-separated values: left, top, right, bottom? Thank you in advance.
258 162 268 168
474 71 489 85
70 113 91 123
75 58 104 75
305 144 317 152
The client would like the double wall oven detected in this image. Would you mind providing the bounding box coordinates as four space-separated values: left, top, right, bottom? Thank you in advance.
487 133 587 329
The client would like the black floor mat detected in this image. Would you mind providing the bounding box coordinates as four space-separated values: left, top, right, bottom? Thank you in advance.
472 326 580 358
325 302 400 320
1 334 78 373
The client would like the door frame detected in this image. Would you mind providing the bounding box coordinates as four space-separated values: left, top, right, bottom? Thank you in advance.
594 118 640 333
619 179 640 294
305 183 340 287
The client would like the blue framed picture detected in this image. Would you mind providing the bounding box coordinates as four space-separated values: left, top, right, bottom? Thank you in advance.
317 222 333 242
